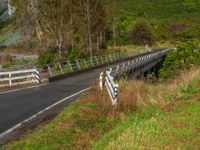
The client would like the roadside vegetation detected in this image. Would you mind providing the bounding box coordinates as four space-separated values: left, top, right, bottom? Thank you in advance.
3 66 200 150
3 41 200 149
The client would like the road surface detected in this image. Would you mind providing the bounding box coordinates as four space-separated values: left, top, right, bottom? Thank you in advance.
0 67 104 141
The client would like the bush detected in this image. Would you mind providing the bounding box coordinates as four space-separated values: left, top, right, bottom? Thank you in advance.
130 19 154 46
1 52 13 68
38 48 56 65
0 21 4 29
67 48 88 61
159 40 200 78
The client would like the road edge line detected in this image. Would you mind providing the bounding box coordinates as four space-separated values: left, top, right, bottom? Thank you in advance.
0 87 90 140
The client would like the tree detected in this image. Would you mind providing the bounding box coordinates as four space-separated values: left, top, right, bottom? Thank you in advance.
130 19 154 46
27 0 71 54
11 0 107 56
71 0 107 56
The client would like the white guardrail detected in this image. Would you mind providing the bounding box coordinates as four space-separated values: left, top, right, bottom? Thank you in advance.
100 48 170 107
0 69 40 87
101 69 118 107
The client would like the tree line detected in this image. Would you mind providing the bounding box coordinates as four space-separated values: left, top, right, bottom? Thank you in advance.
11 0 107 56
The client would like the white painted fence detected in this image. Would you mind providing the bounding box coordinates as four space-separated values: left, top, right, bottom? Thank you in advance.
0 69 40 87
101 48 170 107
104 69 118 107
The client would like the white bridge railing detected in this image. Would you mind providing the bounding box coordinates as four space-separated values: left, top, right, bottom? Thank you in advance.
104 69 118 107
101 48 170 107
0 69 40 87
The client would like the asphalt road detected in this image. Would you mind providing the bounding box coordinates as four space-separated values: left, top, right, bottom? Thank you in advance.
0 67 104 135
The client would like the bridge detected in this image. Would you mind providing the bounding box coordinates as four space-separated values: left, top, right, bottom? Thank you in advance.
0 48 169 143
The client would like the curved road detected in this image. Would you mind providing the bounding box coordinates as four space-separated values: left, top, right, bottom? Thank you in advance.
0 67 104 142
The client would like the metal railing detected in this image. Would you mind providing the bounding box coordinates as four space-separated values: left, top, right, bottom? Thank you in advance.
0 69 40 87
104 69 118 106
38 49 153 78
102 48 170 106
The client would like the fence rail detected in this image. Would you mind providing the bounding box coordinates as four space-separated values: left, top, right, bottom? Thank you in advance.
37 48 153 78
102 48 170 106
0 69 40 87
104 69 118 106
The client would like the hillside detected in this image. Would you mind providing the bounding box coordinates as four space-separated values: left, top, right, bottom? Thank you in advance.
103 0 200 44
0 0 199 48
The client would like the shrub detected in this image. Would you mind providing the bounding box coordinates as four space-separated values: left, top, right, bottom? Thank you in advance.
0 21 4 29
38 48 56 65
1 52 13 68
67 48 88 61
159 40 200 78
130 19 154 46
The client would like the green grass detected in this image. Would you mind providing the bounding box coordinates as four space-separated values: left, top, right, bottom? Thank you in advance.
92 73 200 149
3 101 120 150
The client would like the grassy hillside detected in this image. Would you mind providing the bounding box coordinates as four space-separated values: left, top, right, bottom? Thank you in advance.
93 69 200 149
103 0 200 44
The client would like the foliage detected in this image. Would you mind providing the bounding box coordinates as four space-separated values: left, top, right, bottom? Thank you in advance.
103 0 200 45
0 52 13 67
67 48 88 61
11 0 107 56
160 40 200 78
38 48 56 65
130 19 154 45
0 21 4 29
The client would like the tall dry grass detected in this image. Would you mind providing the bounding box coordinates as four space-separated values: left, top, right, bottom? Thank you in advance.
81 67 200 113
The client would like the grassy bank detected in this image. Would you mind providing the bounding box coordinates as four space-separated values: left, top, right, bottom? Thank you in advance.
2 67 200 150
93 68 200 149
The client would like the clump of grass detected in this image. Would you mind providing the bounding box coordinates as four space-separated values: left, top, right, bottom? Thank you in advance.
117 80 148 112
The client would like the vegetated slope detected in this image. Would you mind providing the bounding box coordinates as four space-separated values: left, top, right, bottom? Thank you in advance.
103 0 200 43
1 0 200 47
0 24 21 46
4 67 200 150
92 68 200 149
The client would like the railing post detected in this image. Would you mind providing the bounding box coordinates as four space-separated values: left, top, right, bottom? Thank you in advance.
99 71 104 90
47 64 53 77
95 56 99 65
34 68 41 84
58 63 63 73
122 63 125 69
76 60 81 70
9 73 12 87
90 58 94 66
68 61 73 72
116 66 119 74
100 56 104 64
